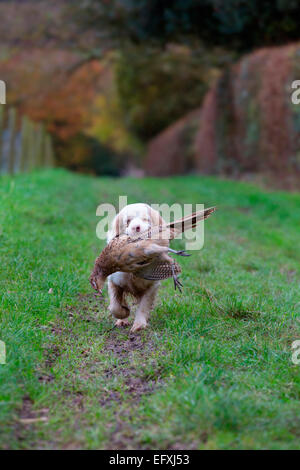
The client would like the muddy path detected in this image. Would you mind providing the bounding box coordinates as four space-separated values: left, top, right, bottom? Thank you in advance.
14 292 165 449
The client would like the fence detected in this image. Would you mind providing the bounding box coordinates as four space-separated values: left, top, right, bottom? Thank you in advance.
0 107 55 175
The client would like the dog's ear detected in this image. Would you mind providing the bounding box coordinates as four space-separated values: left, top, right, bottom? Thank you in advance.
149 207 165 228
107 213 122 242
147 207 167 241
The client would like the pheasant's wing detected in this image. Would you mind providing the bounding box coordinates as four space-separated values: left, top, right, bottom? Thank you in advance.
135 259 181 281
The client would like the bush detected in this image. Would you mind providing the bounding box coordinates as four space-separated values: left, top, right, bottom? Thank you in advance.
75 0 300 52
115 44 224 140
55 133 124 176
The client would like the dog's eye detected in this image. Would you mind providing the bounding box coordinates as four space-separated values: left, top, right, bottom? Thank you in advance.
126 218 132 226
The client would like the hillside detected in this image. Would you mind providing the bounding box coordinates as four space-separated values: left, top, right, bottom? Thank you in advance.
146 42 300 188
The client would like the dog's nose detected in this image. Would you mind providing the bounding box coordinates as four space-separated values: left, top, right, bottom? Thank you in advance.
135 225 141 232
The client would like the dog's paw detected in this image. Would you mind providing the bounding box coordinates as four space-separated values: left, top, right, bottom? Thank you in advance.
115 318 130 327
109 305 130 319
130 320 147 333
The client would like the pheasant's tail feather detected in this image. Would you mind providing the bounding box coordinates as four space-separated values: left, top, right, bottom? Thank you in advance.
168 206 216 234
131 206 216 242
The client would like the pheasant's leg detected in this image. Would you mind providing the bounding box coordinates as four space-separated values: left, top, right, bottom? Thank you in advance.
168 248 190 257
108 279 130 321
131 283 159 333
171 263 183 292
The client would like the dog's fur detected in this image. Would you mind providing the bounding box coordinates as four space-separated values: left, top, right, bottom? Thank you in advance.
107 203 164 332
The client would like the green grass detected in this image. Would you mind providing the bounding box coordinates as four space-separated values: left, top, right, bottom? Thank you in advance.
0 169 299 449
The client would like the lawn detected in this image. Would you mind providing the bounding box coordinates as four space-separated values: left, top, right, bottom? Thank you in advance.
0 169 299 450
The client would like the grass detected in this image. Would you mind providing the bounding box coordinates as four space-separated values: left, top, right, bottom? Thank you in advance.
0 169 299 450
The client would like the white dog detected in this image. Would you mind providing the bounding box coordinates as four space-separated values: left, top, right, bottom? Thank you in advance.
107 203 164 332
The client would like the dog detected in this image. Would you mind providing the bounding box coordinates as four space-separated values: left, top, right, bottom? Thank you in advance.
107 203 165 332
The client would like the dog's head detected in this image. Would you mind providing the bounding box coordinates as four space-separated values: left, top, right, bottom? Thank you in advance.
108 203 164 240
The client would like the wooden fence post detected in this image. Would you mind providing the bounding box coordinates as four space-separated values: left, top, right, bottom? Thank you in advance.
0 107 4 174
45 134 55 168
8 107 17 174
0 108 55 175
20 115 31 172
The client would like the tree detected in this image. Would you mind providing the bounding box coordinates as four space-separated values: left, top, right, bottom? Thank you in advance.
74 0 300 52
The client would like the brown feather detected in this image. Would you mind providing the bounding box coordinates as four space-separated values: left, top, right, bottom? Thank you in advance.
135 259 181 281
90 206 216 293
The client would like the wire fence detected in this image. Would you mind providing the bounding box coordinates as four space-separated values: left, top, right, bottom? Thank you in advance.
0 107 55 175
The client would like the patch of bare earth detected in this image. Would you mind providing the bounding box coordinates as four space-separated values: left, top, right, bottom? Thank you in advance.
104 334 159 397
13 396 49 447
100 314 163 449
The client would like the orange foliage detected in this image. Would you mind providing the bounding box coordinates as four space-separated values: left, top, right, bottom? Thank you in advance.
1 49 106 139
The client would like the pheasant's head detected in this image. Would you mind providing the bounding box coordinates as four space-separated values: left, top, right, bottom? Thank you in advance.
90 270 107 295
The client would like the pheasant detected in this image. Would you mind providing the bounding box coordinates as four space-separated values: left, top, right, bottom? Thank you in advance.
90 206 216 294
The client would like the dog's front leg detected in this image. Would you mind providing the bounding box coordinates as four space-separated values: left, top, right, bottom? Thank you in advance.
131 283 158 333
108 279 130 325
